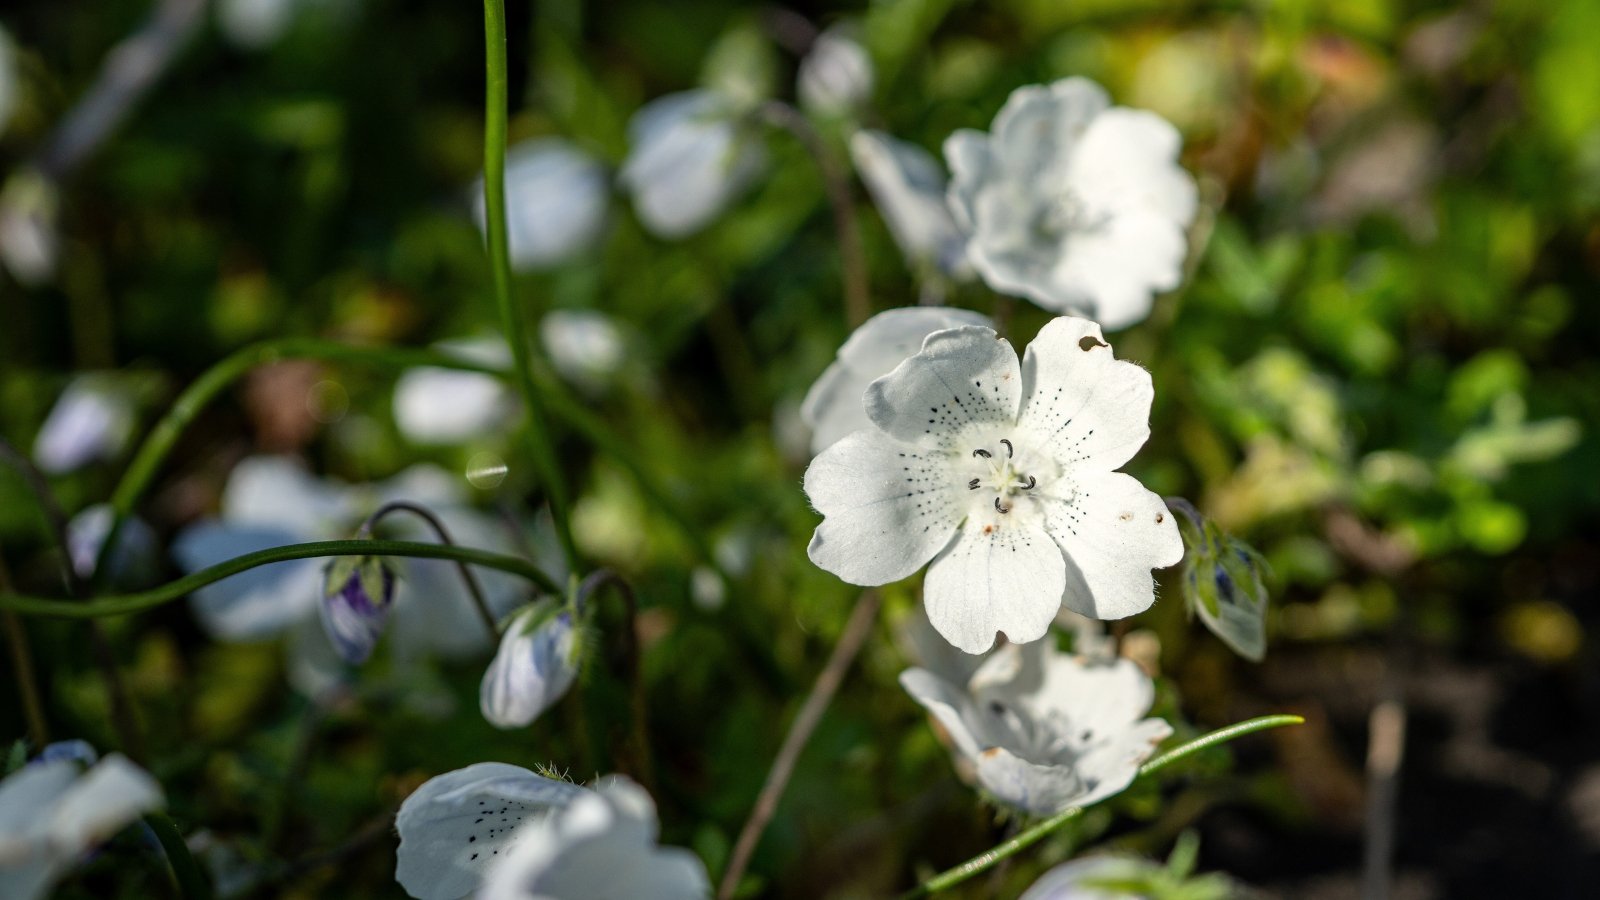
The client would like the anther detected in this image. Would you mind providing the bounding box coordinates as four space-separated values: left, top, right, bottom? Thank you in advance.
968 478 981 490
1020 475 1037 490
1000 439 1013 458
994 497 1011 514
972 448 991 459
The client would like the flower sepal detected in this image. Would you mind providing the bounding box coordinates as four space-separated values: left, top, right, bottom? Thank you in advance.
319 551 397 665
1169 499 1269 662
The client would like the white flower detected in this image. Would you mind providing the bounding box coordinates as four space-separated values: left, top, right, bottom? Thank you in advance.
801 307 992 455
395 762 588 900
393 337 515 445
945 78 1197 330
172 457 524 694
217 0 298 49
480 605 579 729
0 754 164 900
479 776 709 900
1019 856 1155 900
473 139 610 271
619 90 765 239
540 309 627 392
804 316 1183 653
900 639 1170 815
32 375 136 474
797 26 874 116
0 171 60 286
65 503 158 584
850 131 969 279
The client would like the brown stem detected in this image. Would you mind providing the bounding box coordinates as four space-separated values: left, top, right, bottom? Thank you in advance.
0 555 50 747
757 101 872 328
718 589 881 899
576 569 655 794
360 500 500 640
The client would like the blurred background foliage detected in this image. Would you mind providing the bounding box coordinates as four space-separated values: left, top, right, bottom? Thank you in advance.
1 0 1597 896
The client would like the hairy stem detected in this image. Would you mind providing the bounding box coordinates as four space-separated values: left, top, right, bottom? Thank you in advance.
718 589 882 899
576 569 655 793
896 714 1305 899
482 0 582 573
0 539 561 619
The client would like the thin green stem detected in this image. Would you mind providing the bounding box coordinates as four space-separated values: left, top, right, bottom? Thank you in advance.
481 0 581 573
0 539 561 619
896 714 1304 899
576 569 655 794
0 555 49 747
361 500 500 639
147 812 213 900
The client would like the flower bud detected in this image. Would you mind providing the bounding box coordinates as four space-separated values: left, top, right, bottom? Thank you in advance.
480 604 580 729
1171 499 1269 662
798 26 874 117
320 555 396 664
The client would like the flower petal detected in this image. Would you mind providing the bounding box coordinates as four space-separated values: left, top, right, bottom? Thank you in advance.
943 129 992 231
1069 107 1198 229
1037 472 1183 620
898 668 985 758
395 763 587 900
1075 717 1172 808
45 754 163 849
923 520 1066 653
990 78 1109 179
1017 317 1154 472
864 325 1021 450
804 430 962 586
1047 210 1189 330
221 456 353 535
973 746 1089 815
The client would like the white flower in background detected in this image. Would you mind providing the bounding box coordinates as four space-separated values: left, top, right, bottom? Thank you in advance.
801 307 991 455
395 762 589 900
619 90 765 239
945 78 1197 330
479 776 710 900
850 131 970 280
217 0 298 49
65 504 158 585
32 375 136 474
0 754 164 900
172 457 524 694
797 26 874 116
540 309 627 392
1019 856 1156 900
480 604 580 729
0 171 61 286
901 638 1170 815
393 337 515 445
805 316 1182 653
474 139 610 271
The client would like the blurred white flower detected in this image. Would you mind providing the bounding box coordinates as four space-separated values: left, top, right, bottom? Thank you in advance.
901 639 1170 815
393 337 515 445
32 375 136 474
1019 856 1156 899
217 0 297 49
172 457 524 694
0 171 60 286
480 605 580 729
850 131 970 280
540 309 626 392
0 754 163 900
945 77 1197 330
395 762 588 900
65 503 158 584
801 306 991 455
619 90 765 239
804 317 1182 653
474 139 610 271
797 26 874 116
479 776 710 900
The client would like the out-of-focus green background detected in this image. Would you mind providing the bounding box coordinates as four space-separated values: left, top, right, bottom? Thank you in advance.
2 0 1597 896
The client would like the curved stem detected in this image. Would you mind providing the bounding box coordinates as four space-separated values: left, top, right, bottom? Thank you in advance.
482 0 582 573
147 811 213 900
718 589 882 899
576 569 655 793
361 501 500 639
757 100 871 328
0 555 49 747
896 714 1305 899
0 539 561 619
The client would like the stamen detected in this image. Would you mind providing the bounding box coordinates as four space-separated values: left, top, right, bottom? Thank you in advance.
972 448 991 459
968 478 981 491
1000 439 1013 458
1019 475 1037 490
994 497 1011 514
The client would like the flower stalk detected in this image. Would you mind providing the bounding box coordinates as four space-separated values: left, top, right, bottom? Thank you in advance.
359 500 500 640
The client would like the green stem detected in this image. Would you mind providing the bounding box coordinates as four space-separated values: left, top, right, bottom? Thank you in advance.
897 714 1304 899
0 539 561 619
361 500 500 639
481 0 581 573
146 812 213 900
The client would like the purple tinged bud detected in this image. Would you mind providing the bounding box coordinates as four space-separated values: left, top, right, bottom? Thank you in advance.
320 556 395 664
480 604 580 729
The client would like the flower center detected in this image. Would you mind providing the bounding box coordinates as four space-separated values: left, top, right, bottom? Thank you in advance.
1033 189 1111 240
965 438 1039 516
